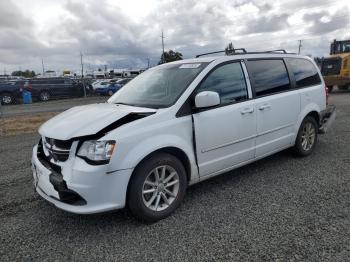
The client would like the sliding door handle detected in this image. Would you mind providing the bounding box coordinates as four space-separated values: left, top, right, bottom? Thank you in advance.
258 104 271 110
240 108 254 115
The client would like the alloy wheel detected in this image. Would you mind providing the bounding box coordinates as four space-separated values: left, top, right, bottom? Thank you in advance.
2 95 12 104
40 92 49 101
142 165 180 212
301 122 316 151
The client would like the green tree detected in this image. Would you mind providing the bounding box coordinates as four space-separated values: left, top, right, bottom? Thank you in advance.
11 70 36 78
159 50 183 64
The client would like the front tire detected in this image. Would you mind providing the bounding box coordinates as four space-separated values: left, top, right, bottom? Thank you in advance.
293 116 318 157
128 153 187 222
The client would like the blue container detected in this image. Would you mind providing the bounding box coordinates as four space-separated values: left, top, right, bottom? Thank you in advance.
22 91 32 104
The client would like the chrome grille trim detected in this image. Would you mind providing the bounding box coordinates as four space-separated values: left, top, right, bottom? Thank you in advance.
42 136 72 162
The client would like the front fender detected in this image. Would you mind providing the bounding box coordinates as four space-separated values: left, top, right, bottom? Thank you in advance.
109 134 199 183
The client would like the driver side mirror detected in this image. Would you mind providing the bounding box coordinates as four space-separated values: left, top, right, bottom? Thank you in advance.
194 91 220 109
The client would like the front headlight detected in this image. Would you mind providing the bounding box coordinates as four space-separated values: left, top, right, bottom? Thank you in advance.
77 140 116 164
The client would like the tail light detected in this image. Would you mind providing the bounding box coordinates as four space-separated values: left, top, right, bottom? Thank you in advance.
325 86 329 105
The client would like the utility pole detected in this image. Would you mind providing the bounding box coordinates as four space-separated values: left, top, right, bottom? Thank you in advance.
298 40 302 55
80 52 86 98
41 58 45 76
147 58 150 69
161 30 165 64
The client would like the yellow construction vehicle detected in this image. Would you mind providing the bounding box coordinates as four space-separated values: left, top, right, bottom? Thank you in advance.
321 39 350 92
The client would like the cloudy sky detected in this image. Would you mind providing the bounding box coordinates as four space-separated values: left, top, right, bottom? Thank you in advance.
0 0 349 74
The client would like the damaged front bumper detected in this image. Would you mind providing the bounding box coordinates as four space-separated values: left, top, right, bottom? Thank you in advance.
319 105 336 134
31 142 133 214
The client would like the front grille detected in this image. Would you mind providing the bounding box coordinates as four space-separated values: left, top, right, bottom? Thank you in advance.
43 137 73 162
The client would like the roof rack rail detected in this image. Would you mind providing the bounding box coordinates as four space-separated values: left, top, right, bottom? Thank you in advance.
195 48 247 58
195 50 225 58
195 49 296 58
266 49 287 53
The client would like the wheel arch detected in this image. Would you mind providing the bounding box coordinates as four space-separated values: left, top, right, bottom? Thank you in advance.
293 103 322 144
305 111 320 127
131 146 191 182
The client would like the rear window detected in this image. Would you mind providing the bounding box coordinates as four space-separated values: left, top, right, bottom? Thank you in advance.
287 58 321 88
247 59 290 97
321 57 341 76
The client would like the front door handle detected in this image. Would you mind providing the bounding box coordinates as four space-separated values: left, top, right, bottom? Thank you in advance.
258 104 271 110
240 107 254 115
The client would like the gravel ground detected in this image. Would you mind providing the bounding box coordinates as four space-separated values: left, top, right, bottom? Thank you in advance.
0 92 349 261
1 96 106 117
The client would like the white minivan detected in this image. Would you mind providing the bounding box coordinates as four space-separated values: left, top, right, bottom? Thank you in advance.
32 50 336 221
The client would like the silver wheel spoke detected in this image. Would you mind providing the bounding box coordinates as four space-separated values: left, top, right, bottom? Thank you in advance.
154 194 161 210
160 166 166 180
146 192 157 207
161 192 170 206
302 139 307 149
165 179 179 188
164 172 176 183
143 188 156 194
154 169 160 183
144 180 156 187
164 188 176 197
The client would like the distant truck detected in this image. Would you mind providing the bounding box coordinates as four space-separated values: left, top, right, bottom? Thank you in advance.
321 39 350 92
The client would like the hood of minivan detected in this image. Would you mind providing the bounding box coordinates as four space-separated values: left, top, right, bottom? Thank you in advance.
39 103 156 140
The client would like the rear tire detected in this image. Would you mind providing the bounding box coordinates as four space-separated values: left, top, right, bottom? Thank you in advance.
1 92 14 105
39 91 50 101
128 153 187 222
293 116 318 157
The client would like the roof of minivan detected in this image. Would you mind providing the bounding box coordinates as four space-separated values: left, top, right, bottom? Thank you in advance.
170 53 311 64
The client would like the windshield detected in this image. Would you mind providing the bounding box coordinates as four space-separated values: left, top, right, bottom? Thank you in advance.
108 62 208 108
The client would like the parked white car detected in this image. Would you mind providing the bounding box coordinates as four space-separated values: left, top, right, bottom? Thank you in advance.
32 51 336 221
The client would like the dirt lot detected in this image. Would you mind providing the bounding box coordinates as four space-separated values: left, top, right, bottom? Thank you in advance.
0 93 349 261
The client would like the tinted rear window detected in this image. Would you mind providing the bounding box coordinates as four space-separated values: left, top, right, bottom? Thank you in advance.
247 59 290 97
287 58 321 87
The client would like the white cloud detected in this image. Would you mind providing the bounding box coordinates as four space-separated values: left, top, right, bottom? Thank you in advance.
0 0 349 74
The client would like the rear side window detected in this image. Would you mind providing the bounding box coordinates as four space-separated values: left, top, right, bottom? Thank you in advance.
197 62 248 105
287 58 321 88
247 59 290 97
